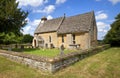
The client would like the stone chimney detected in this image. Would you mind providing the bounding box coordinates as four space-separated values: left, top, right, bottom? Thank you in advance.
41 16 47 23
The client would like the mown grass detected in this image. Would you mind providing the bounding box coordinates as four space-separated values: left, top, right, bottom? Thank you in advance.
0 55 41 78
13 48 78 57
0 47 120 78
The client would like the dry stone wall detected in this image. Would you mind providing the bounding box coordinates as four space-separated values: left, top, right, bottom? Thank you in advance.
0 44 110 73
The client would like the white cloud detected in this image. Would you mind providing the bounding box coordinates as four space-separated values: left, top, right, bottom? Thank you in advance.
98 29 108 32
16 0 48 7
96 11 108 20
96 11 111 39
106 19 115 23
97 21 110 40
108 0 120 5
97 21 110 33
33 5 55 14
47 15 53 20
23 26 31 34
97 21 109 29
56 0 67 5
23 15 53 35
41 5 55 14
31 19 41 26
25 17 30 23
22 19 41 35
96 13 108 20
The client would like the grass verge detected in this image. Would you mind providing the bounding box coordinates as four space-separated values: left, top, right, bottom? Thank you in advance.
13 48 78 57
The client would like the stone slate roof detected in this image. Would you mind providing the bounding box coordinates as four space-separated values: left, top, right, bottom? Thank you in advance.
34 17 63 33
34 11 95 34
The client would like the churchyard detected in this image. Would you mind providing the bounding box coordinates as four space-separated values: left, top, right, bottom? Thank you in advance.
0 44 111 73
0 47 120 78
14 48 78 57
0 44 78 57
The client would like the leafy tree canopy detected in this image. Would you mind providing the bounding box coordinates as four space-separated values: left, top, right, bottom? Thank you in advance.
0 0 28 44
0 0 28 35
0 32 23 44
22 34 33 43
103 13 120 46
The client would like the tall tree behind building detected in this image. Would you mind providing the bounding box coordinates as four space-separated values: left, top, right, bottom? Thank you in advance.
103 13 120 46
22 34 33 43
0 0 28 44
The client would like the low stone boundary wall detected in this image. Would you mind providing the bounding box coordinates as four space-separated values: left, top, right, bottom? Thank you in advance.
0 44 32 50
0 44 110 73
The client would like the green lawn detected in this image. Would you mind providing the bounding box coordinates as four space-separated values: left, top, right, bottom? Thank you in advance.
0 47 120 78
13 48 78 57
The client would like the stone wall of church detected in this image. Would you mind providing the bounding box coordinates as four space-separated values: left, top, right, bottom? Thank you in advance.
75 32 90 49
33 32 58 48
57 32 90 50
33 32 91 49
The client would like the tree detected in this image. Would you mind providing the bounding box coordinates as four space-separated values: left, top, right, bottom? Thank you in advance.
0 33 5 44
0 32 23 44
103 13 120 46
0 0 28 35
22 34 33 43
0 0 28 44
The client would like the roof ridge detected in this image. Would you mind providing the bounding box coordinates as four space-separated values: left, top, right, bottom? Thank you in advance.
47 16 62 21
34 11 96 34
89 11 95 30
34 21 41 34
47 11 94 21
65 11 94 19
56 16 65 32
57 11 95 34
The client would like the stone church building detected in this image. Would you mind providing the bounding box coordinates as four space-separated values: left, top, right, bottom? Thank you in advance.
32 11 97 49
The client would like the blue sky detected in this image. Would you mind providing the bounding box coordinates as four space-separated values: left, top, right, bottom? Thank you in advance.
17 0 120 40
